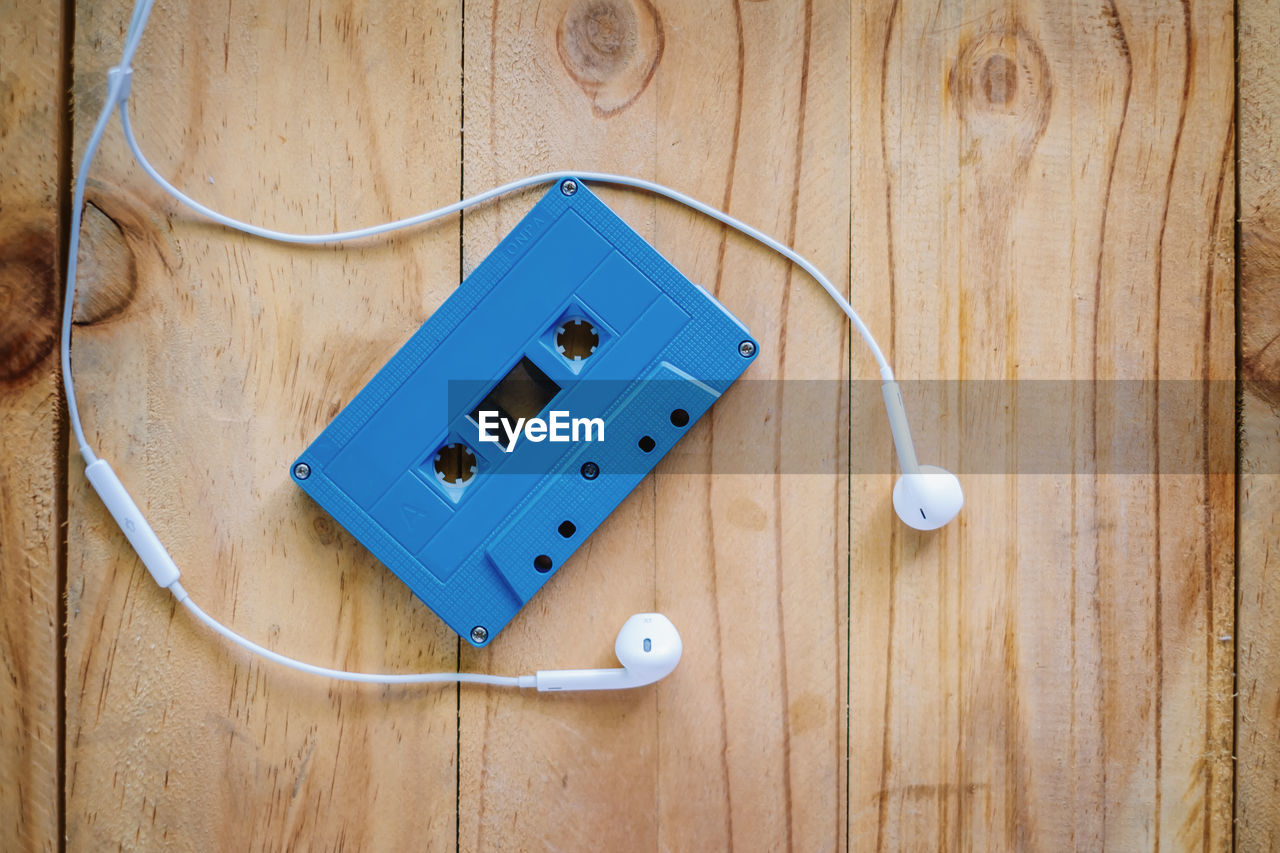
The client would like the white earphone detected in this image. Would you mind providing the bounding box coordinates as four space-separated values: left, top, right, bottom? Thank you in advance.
882 382 965 531
65 0 961 692
529 614 683 691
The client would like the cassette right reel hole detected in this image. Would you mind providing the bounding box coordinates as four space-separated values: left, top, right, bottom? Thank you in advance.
555 318 599 362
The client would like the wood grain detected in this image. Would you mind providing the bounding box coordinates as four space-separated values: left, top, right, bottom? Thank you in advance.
0 3 65 850
53 0 1243 850
851 2 1234 850
67 1 463 848
1238 0 1280 848
458 1 850 849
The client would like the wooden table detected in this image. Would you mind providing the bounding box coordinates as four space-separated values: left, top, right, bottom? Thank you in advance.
1 0 1276 849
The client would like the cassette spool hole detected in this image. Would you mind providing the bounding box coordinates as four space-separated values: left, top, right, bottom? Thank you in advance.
555 318 599 361
433 443 477 485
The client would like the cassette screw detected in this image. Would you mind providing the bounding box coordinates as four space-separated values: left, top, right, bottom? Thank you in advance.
560 179 578 196
738 340 756 358
580 461 600 480
470 626 489 644
293 462 311 480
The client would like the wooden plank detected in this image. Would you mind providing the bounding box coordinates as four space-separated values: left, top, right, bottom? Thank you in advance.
60 0 1243 848
66 1 463 847
457 1 849 850
850 1 1234 849
1238 0 1280 847
0 3 65 850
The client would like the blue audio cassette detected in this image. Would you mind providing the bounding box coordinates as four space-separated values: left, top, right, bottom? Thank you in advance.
291 178 757 645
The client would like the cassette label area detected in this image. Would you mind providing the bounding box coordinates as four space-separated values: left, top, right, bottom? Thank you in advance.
292 179 757 645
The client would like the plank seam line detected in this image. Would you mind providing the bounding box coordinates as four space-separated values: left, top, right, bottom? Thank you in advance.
1231 0 1242 846
56 0 77 849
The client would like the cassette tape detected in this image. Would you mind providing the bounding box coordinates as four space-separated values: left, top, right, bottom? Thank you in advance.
291 178 757 645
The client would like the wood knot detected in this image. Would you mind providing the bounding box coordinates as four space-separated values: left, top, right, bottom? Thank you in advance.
312 515 337 546
0 220 59 387
949 24 1051 162
980 55 1017 106
73 200 140 326
556 0 664 118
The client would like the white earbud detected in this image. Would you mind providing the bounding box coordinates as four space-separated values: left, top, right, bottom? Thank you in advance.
527 613 683 691
892 465 965 531
881 381 964 530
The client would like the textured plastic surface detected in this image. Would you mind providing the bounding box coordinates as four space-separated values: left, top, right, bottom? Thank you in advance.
292 179 757 645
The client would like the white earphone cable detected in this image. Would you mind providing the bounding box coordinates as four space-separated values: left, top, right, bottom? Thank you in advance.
115 103 892 379
170 582 525 685
63 0 897 685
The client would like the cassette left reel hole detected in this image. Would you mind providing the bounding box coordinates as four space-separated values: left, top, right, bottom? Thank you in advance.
555 318 599 362
433 443 477 485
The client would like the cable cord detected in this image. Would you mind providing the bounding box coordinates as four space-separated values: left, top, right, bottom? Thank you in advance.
64 0 896 685
170 583 524 685
116 104 892 379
